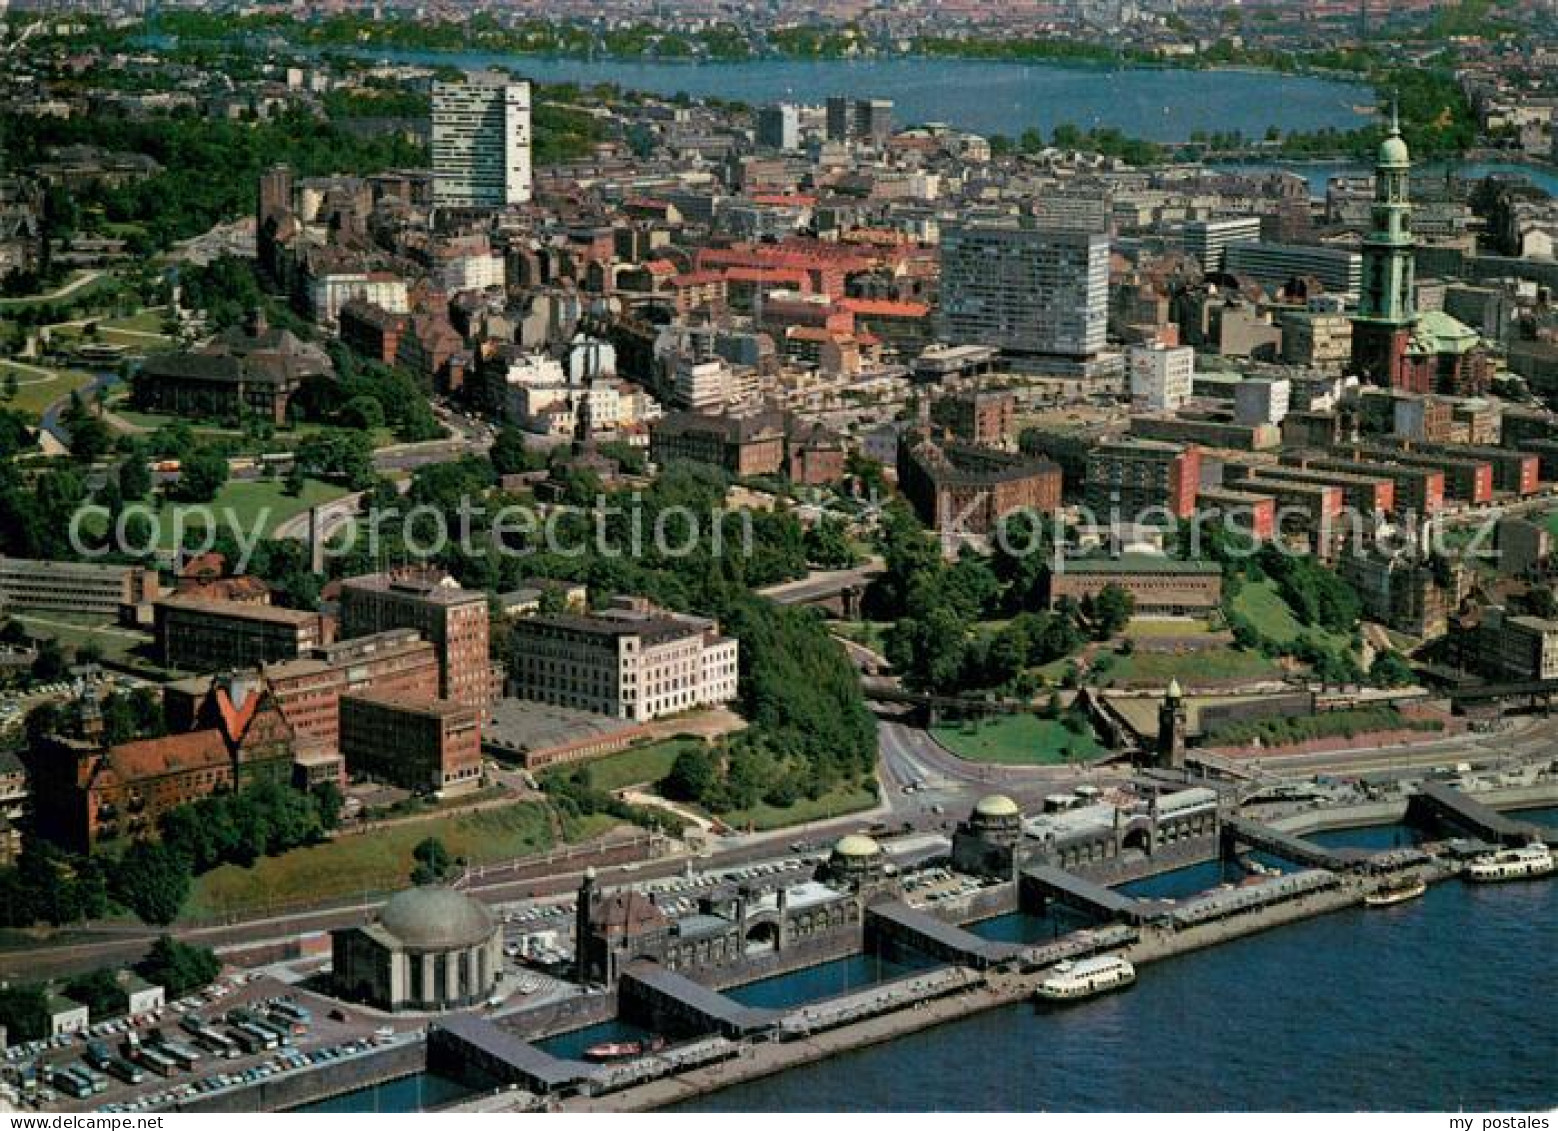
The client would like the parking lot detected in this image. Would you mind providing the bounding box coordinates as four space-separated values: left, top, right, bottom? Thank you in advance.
3 972 408 1113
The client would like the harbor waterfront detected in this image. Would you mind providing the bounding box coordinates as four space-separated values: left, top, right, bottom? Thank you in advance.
666 809 1558 1115
299 806 1557 1114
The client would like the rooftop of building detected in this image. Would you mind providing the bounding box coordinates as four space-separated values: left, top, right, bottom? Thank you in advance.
483 699 646 757
155 595 320 626
340 569 486 606
375 885 495 951
1055 554 1223 576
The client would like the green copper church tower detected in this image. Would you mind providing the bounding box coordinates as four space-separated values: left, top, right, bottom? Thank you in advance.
1351 105 1418 386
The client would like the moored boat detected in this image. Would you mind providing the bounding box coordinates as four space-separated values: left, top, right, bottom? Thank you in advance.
583 1036 666 1062
1034 956 1136 1003
1364 876 1427 907
1466 844 1554 883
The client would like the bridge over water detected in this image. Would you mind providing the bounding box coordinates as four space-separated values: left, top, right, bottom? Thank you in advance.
865 901 1025 969
1221 816 1374 872
618 964 781 1039
1408 782 1548 847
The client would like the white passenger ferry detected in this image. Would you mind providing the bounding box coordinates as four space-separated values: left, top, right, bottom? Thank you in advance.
1034 956 1136 1003
1466 844 1554 883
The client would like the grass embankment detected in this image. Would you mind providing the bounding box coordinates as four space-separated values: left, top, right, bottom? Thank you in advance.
719 783 879 833
1230 579 1351 653
581 738 707 793
1204 705 1442 749
932 713 1106 766
85 479 352 550
183 802 616 920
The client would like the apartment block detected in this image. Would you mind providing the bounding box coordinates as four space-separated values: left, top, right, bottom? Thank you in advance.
938 222 1109 368
1084 439 1202 521
432 74 532 208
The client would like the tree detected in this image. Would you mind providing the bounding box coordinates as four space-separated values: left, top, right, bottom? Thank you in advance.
804 516 857 569
68 415 114 464
137 936 220 997
0 986 51 1043
1092 583 1136 638
64 970 124 1019
664 746 719 803
31 638 67 683
1369 651 1416 689
170 448 229 503
490 425 544 476
118 453 152 500
340 394 386 431
111 841 191 926
411 837 452 885
311 781 343 831
282 462 306 497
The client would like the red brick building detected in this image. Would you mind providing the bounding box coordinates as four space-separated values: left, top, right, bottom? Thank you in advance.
338 569 492 710
649 410 845 486
31 677 294 851
339 693 483 797
338 299 409 367
897 435 1063 537
163 629 442 756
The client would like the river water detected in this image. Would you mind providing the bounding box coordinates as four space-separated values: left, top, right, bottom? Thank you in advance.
301 809 1557 1112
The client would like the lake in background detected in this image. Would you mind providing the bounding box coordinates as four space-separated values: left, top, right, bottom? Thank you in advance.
366 51 1373 143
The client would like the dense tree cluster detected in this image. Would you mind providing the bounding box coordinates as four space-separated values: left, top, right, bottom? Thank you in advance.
138 936 222 998
868 506 1088 697
1 109 424 253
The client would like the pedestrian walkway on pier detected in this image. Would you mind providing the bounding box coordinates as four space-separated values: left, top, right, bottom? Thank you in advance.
1222 815 1371 871
865 901 1025 968
1410 782 1549 847
428 1014 597 1095
1019 866 1163 926
619 964 781 1039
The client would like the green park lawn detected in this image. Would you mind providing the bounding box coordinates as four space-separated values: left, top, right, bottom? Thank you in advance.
1230 579 1353 654
107 401 398 453
932 713 1106 766
0 360 96 417
97 478 352 550
1123 617 1215 638
718 782 879 833
574 737 707 793
1102 647 1283 686
183 802 615 920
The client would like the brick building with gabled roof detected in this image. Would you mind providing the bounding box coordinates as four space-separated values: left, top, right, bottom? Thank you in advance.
30 676 295 851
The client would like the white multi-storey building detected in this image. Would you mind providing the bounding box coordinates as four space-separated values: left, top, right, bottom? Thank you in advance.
507 599 739 722
436 252 506 294
432 75 533 208
1127 343 1195 412
938 222 1109 368
309 272 409 330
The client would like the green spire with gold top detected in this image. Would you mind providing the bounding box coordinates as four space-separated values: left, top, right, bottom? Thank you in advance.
1358 99 1416 327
